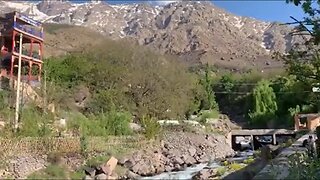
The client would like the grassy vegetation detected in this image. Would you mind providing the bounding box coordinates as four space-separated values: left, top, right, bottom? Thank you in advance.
27 164 68 179
198 110 219 124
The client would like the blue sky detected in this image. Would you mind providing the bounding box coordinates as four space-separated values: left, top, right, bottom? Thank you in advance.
74 0 306 23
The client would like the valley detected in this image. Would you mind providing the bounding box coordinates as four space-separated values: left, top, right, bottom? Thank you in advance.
0 0 319 180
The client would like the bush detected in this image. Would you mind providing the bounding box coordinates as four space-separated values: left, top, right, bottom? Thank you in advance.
198 110 219 124
140 115 162 140
216 167 227 176
228 163 245 171
28 164 67 179
44 39 198 120
66 108 132 136
80 134 88 158
0 90 9 111
98 108 132 136
18 106 53 137
86 154 110 167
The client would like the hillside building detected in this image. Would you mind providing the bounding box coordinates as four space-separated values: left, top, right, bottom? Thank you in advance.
0 11 44 86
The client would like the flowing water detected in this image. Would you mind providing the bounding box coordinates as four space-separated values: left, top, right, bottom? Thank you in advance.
140 150 254 180
140 162 220 180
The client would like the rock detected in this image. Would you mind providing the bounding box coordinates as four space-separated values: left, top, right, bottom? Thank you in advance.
95 173 108 180
173 164 181 171
131 161 154 176
126 171 140 179
83 175 93 180
84 167 96 177
192 168 219 180
173 156 184 165
0 121 5 128
182 154 196 165
118 158 128 166
188 147 197 157
100 165 111 176
164 165 173 172
129 123 143 132
124 131 234 176
123 160 134 169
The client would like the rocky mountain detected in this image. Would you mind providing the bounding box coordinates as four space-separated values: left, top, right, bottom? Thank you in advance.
0 0 309 71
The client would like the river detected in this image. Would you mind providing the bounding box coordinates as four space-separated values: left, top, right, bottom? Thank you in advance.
140 150 254 180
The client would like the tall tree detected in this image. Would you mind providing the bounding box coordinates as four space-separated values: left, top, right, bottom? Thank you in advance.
248 80 278 127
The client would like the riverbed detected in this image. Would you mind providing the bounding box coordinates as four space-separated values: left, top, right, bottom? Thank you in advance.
140 151 254 180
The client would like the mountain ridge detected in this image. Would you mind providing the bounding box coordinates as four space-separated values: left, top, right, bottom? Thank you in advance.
0 0 308 71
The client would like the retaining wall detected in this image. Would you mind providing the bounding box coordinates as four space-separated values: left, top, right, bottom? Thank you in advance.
253 133 312 179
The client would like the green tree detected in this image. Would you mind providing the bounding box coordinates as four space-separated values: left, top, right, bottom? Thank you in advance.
44 39 197 120
287 0 320 44
281 0 320 112
199 63 218 110
248 80 278 127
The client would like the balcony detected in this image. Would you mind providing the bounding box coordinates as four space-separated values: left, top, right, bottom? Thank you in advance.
13 22 43 40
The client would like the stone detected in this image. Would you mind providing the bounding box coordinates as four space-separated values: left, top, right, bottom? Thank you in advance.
182 154 196 165
164 165 173 172
0 121 5 128
192 168 219 180
84 167 96 177
95 173 108 180
83 175 93 180
100 165 111 176
129 123 143 132
126 171 140 179
102 156 117 176
118 157 128 165
188 147 197 157
173 156 184 165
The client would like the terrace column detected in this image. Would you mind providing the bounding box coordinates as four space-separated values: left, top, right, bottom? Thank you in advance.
28 62 32 82
272 134 277 145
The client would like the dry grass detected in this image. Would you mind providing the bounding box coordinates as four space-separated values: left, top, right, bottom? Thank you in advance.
0 136 154 160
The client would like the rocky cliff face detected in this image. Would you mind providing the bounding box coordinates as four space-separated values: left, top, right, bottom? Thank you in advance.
0 0 309 70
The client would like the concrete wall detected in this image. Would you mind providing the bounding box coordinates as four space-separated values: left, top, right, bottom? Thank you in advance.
294 114 320 131
308 117 320 131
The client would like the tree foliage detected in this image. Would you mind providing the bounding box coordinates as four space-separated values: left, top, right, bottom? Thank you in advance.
248 80 278 127
44 40 200 120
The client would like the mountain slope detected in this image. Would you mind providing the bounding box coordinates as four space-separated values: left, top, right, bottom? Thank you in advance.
0 0 308 71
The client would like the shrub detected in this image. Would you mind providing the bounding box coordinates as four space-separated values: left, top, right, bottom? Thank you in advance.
98 107 132 136
28 164 67 179
228 163 245 171
18 106 53 137
198 110 219 124
140 115 162 140
216 167 227 176
0 90 9 111
86 154 110 167
66 108 132 136
80 134 88 158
